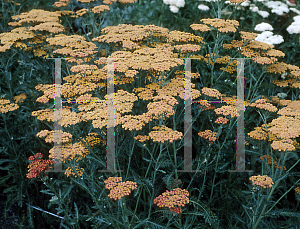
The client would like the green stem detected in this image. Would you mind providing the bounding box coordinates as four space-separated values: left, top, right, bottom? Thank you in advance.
252 156 300 229
173 106 178 180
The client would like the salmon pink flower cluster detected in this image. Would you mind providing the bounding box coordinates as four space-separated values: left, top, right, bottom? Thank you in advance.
26 153 55 178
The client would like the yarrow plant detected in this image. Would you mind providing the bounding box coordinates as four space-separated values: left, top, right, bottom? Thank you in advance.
1 0 300 228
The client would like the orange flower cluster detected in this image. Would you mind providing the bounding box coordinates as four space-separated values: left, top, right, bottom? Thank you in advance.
65 166 85 178
190 24 211 32
36 129 73 144
104 177 137 201
201 87 221 99
214 105 239 118
92 5 110 13
148 125 183 143
199 102 216 111
134 135 150 142
248 123 278 141
249 99 278 112
252 56 277 65
249 175 274 189
26 153 55 179
0 99 19 113
14 93 27 103
215 117 229 124
260 155 287 170
200 18 239 33
81 132 106 148
198 129 218 144
295 187 300 195
153 188 189 214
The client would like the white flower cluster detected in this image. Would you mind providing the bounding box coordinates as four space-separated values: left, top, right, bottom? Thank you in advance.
163 0 185 13
287 15 300 34
198 4 210 11
255 31 284 45
226 0 270 18
263 1 289 15
254 22 273 31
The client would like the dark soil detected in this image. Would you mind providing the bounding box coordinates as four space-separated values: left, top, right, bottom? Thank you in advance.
0 193 19 229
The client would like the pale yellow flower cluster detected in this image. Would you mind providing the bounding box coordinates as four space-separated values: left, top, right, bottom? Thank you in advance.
53 0 71 7
240 47 260 58
96 46 184 73
269 116 300 139
267 62 288 74
75 8 89 17
70 64 98 73
148 125 183 143
103 0 117 4
229 0 247 3
200 18 239 33
47 34 98 62
223 40 245 49
92 24 170 49
92 5 110 13
247 40 274 50
277 101 300 118
214 105 239 118
31 107 81 127
262 49 285 58
190 24 211 32
271 140 296 152
9 9 62 26
173 44 202 53
49 142 87 162
249 99 278 112
167 30 204 43
29 22 65 34
249 175 274 188
201 87 222 99
272 79 290 87
118 0 137 3
252 56 277 65
0 27 35 52
36 129 72 144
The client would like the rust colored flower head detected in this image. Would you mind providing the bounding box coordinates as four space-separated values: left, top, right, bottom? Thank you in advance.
153 188 189 214
198 129 218 143
26 153 55 179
